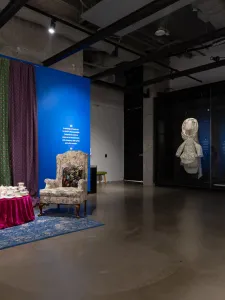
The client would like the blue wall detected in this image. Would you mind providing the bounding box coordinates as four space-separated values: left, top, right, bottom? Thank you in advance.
36 66 90 190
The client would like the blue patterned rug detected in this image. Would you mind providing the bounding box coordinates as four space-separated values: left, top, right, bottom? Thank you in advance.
0 209 103 250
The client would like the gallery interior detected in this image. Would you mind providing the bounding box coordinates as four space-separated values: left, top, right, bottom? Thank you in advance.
2 0 225 299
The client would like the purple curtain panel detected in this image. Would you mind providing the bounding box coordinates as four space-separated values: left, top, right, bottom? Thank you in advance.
9 60 38 196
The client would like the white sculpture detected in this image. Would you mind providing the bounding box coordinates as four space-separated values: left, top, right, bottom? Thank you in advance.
176 118 203 178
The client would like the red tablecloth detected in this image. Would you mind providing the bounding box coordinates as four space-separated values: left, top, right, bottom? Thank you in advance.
0 195 35 229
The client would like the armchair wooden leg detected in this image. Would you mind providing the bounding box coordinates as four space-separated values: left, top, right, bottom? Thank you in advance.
84 200 87 216
104 174 107 184
75 204 80 218
38 203 44 216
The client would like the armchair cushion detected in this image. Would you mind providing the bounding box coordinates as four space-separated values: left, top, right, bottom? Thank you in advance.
62 166 83 188
40 187 86 204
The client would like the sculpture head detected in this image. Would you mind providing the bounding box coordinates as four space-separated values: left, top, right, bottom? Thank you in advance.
181 118 198 141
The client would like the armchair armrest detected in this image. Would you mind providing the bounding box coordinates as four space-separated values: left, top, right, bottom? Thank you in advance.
78 179 87 193
44 179 59 189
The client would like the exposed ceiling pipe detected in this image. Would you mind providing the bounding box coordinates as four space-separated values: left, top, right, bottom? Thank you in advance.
132 59 225 88
90 27 225 81
42 0 181 66
152 60 202 83
0 0 29 29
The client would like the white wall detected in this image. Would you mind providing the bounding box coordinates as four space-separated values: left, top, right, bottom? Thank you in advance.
91 84 124 182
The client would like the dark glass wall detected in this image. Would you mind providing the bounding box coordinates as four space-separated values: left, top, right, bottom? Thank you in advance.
211 83 225 188
154 84 213 189
124 66 143 181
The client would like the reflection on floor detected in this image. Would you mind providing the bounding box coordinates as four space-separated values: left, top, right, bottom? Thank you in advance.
1 183 225 299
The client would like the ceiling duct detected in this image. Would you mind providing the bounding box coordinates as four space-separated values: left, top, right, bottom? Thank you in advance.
196 0 225 29
82 0 196 36
43 0 182 66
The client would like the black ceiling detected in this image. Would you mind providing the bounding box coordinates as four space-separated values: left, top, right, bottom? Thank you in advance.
135 5 214 47
1 0 224 86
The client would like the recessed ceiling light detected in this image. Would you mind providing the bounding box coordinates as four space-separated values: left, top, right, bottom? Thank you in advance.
155 27 169 37
155 28 166 37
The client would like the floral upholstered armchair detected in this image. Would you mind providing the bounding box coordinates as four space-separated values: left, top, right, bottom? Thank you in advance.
39 151 88 218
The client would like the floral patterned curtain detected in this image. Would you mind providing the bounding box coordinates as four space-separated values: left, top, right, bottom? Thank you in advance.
0 58 11 185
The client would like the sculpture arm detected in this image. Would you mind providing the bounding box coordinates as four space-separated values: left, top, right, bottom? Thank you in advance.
176 142 185 157
194 142 203 158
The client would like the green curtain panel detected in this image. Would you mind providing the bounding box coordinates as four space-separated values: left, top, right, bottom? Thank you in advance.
0 58 11 185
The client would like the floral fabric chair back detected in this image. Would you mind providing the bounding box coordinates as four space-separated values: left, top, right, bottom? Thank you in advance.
56 151 88 187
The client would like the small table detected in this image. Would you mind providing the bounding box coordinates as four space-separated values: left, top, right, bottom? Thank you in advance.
0 195 35 230
97 171 107 183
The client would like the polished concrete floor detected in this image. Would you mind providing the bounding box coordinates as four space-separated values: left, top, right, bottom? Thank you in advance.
1 183 225 299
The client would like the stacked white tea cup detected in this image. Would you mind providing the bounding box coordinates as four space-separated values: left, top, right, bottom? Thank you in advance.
0 183 29 199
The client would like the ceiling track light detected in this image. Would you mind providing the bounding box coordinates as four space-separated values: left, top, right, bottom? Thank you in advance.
48 19 56 34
